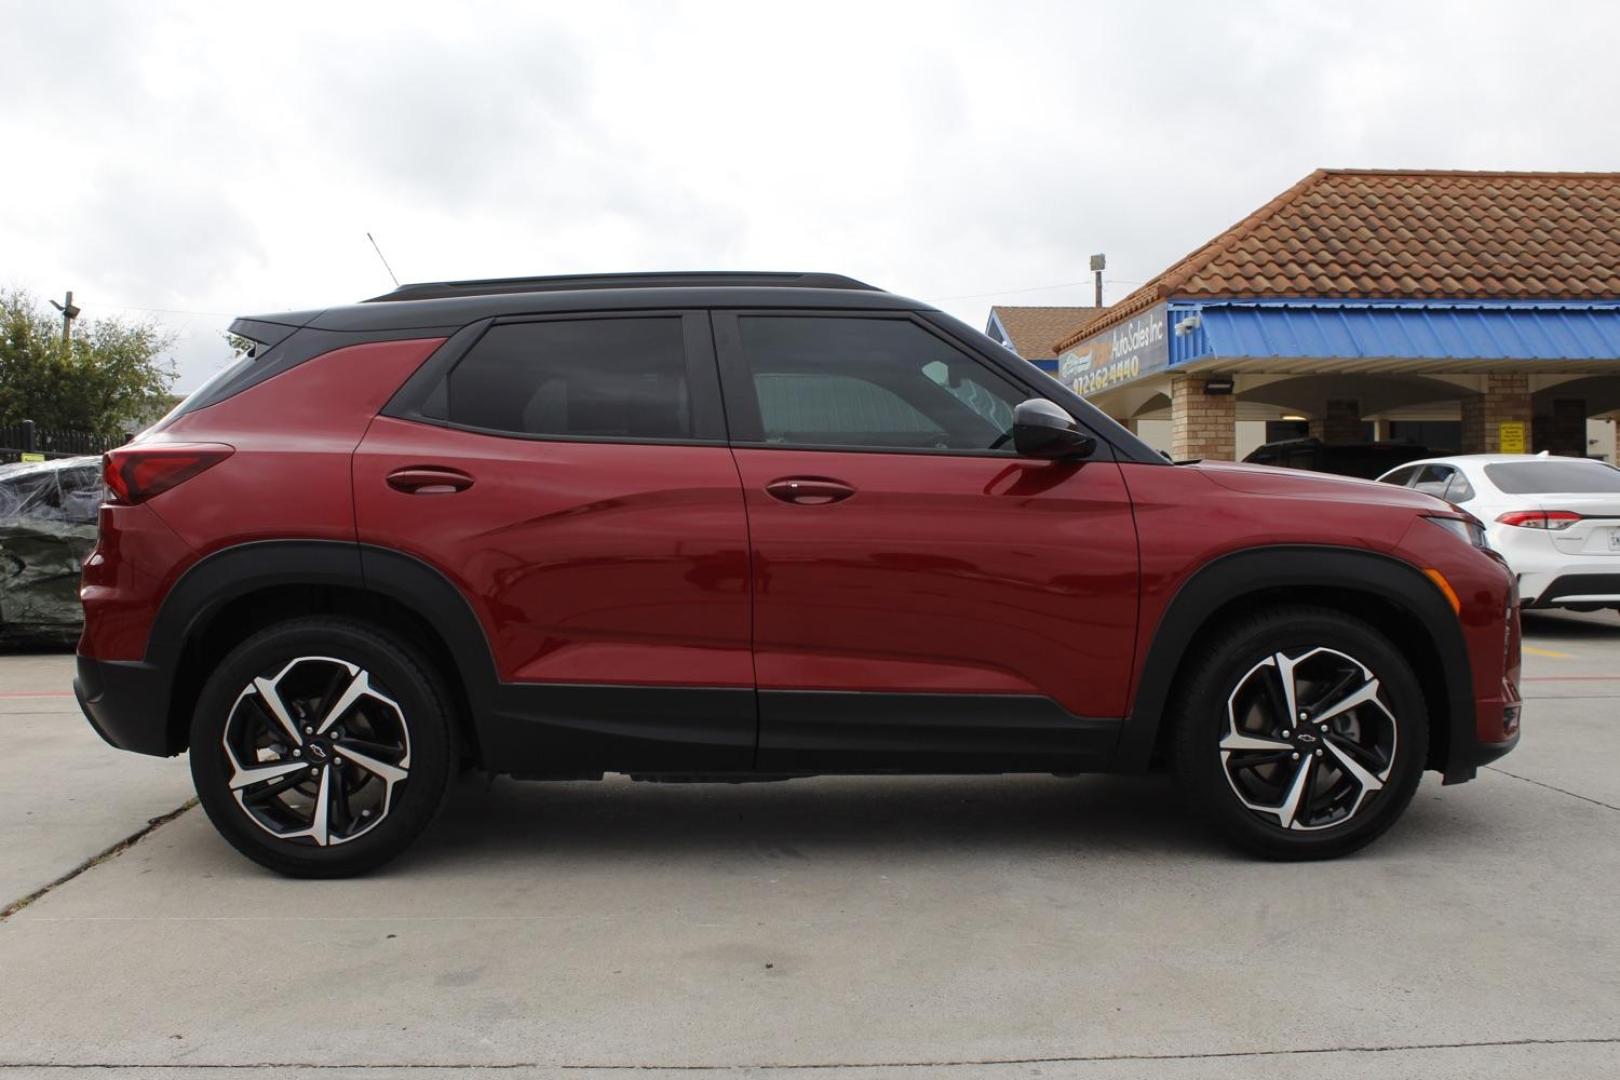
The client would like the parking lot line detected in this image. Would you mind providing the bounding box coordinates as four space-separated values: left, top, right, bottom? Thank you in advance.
1523 646 1575 659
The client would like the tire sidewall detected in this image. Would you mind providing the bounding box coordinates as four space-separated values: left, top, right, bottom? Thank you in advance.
189 618 452 877
1175 610 1428 859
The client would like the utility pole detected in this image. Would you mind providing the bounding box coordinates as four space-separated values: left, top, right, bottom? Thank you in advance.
49 291 81 346
1089 254 1106 309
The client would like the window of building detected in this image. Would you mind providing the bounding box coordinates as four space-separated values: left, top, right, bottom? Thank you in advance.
1388 421 1461 452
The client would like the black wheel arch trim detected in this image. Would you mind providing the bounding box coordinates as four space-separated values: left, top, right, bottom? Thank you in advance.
137 540 502 758
1115 544 1478 782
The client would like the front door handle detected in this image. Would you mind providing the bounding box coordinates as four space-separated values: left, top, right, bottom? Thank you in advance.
764 477 855 505
386 466 475 495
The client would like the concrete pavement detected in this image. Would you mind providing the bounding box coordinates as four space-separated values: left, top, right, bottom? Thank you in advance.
0 651 192 909
2 613 1618 1076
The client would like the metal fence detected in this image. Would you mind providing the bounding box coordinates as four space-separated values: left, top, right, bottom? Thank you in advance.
0 420 128 465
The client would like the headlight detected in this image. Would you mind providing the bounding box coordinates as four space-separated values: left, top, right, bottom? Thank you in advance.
1426 514 1489 550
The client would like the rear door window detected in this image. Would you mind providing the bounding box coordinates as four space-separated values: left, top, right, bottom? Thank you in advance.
1380 465 1420 486
445 318 694 441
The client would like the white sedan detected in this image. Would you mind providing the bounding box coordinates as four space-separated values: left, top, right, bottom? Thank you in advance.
1376 453 1620 611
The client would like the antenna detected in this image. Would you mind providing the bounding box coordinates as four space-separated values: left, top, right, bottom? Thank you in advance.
366 232 400 287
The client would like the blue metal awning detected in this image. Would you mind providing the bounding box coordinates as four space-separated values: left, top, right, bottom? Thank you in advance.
1169 299 1620 366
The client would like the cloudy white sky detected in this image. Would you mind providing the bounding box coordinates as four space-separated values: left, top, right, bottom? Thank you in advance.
3 0 1619 390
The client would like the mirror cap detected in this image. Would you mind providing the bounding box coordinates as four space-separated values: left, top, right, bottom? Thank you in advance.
1012 399 1096 459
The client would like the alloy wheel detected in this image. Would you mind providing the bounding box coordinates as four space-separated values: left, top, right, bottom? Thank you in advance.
1218 647 1398 831
220 656 412 846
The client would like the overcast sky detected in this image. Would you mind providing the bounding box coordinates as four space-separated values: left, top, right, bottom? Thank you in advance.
3 0 1619 391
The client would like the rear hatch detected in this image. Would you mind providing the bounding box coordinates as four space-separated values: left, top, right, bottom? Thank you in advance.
1482 458 1620 557
1540 495 1620 556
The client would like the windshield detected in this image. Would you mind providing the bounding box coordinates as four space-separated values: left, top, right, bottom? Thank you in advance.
1484 459 1620 494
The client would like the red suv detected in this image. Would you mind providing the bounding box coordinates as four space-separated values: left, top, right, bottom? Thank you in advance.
74 272 1521 876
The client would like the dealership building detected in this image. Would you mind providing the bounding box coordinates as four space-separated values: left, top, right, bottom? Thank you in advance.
993 169 1620 462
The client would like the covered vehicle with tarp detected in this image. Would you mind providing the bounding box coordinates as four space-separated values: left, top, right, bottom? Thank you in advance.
0 456 102 645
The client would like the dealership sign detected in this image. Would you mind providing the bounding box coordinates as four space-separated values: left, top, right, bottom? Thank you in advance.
1057 304 1169 396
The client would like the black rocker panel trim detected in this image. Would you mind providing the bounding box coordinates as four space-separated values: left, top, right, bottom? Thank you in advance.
481 685 756 777
1116 545 1477 782
756 690 1121 774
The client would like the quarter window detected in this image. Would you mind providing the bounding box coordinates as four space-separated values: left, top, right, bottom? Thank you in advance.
1412 465 1454 498
735 317 1027 452
1442 469 1476 503
446 318 692 440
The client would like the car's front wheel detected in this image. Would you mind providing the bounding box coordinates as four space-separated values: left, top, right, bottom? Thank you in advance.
1169 606 1427 859
189 617 454 877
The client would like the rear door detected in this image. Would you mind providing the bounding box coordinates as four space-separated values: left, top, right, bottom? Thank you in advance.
353 312 754 771
713 311 1138 773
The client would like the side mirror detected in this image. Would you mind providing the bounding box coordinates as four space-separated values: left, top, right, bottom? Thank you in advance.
1011 399 1096 460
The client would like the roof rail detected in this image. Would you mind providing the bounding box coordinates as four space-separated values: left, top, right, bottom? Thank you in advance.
364 271 880 303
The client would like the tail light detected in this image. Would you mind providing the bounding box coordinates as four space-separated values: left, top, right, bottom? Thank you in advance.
103 443 234 505
1495 510 1581 531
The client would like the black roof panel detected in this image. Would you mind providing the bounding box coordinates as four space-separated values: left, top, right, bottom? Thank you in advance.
367 271 878 302
291 285 924 333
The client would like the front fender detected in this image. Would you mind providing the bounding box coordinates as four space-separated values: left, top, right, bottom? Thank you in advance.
1114 545 1473 779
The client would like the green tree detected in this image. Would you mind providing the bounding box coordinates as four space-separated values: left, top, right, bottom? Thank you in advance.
0 288 178 436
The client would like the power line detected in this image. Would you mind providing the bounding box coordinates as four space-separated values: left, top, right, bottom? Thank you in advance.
82 302 238 318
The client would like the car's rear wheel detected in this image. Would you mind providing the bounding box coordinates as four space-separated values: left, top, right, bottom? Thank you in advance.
190 617 453 877
1169 607 1427 859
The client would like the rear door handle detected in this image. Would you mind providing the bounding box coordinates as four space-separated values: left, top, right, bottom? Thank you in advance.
386 466 475 494
764 477 855 505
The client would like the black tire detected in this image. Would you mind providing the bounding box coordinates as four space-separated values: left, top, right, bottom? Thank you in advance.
189 617 454 878
1169 606 1427 860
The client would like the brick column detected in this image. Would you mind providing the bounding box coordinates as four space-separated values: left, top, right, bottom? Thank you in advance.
1308 399 1364 443
1170 375 1235 461
1460 374 1532 453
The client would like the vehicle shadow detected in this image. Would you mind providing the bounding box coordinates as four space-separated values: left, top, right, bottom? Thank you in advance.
1521 608 1620 641
405 771 1218 870
397 769 1482 872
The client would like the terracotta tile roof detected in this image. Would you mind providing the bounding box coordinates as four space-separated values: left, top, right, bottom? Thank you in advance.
1054 168 1620 353
989 306 1103 359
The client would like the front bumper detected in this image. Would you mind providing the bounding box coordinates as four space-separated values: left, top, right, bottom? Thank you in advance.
74 654 176 757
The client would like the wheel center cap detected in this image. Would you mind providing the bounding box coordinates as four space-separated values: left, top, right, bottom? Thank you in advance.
307 741 329 762
1297 732 1317 744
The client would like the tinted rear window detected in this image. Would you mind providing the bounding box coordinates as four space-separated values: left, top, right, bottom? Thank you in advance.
1484 460 1620 494
446 318 691 440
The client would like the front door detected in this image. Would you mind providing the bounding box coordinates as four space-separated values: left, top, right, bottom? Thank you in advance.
713 311 1139 772
353 312 754 772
